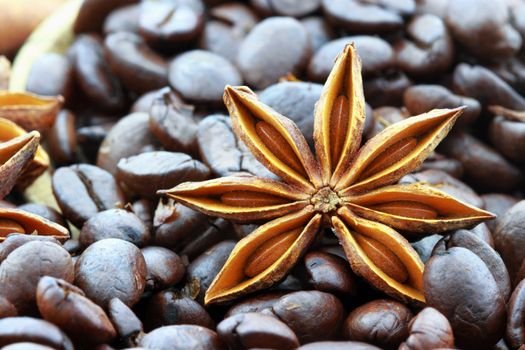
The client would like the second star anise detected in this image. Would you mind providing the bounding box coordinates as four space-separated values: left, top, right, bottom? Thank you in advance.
160 44 494 305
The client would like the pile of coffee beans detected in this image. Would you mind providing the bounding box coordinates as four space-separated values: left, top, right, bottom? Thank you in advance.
2 0 525 349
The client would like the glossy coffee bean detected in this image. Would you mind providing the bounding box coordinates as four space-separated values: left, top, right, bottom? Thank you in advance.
138 325 223 350
399 307 454 350
141 246 185 290
52 164 125 228
507 278 525 348
108 298 143 346
482 193 519 232
104 32 168 94
490 114 525 163
169 50 242 105
137 291 214 331
218 312 299 350
342 299 412 349
75 238 147 308
0 317 74 350
46 109 77 165
424 246 506 349
298 341 381 350
364 70 412 107
494 201 525 282
80 209 151 248
0 241 73 315
25 53 74 100
103 4 140 34
74 0 137 33
237 17 310 89
302 251 357 297
225 292 286 318
36 276 116 345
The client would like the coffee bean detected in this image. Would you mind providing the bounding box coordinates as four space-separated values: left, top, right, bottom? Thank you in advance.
302 251 357 297
80 209 151 248
0 241 74 315
297 341 382 350
130 198 155 230
103 4 140 34
507 278 525 348
46 109 77 165
342 299 412 349
225 292 286 318
399 307 454 350
237 17 310 89
0 317 74 350
0 234 61 264
364 70 412 107
141 246 185 290
17 203 67 228
218 312 299 350
490 113 525 163
52 164 125 228
25 53 74 100
418 153 464 179
36 276 116 345
411 234 442 263
75 238 147 307
301 16 335 54
74 0 137 33
1 343 56 350
138 325 223 350
254 0 321 17
482 193 519 232
107 298 143 346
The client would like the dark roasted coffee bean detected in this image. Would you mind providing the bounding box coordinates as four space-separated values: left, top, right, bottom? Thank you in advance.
117 151 210 198
482 193 519 232
364 70 412 107
69 34 126 111
395 14 452 79
301 16 335 54
399 307 454 350
342 299 412 349
139 0 205 53
237 17 310 89
404 85 480 128
131 199 155 230
466 223 494 248
104 32 168 94
75 238 147 308
46 109 77 165
424 246 506 349
97 112 160 174
225 292 286 318
490 113 525 163
218 312 299 350
0 234 61 264
418 153 463 179
17 203 67 228
141 246 185 290
411 234 442 263
53 164 125 228
36 276 116 345
298 341 381 350
0 317 74 350
495 201 525 283
77 123 113 163
302 251 357 296
138 325 223 350
103 4 140 34
80 209 151 248
253 0 321 17
137 291 214 331
507 278 525 348
0 241 74 315
25 53 74 100
108 298 143 346
74 0 138 33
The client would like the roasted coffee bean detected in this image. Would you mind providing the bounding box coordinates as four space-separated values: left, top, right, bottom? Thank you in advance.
104 32 168 94
25 53 74 100
97 112 160 174
495 201 525 283
169 50 242 105
342 299 412 349
138 325 223 350
108 298 143 346
0 241 73 315
298 341 382 350
0 296 17 319
1 342 56 350
490 114 525 163
267 291 344 343
131 198 155 230
75 238 147 308
17 203 67 228
80 209 151 248
52 164 125 228
69 34 126 111
0 317 74 350
399 307 454 350
465 223 495 248
424 246 506 349
117 151 210 198
225 292 286 318
77 124 113 163
301 16 335 54
46 109 77 165
141 246 185 290
36 277 116 345
253 0 321 17
364 70 412 107
308 36 394 82
139 0 205 53
218 312 299 350
411 234 442 263
482 193 519 232
237 17 310 89
103 4 140 34
395 14 453 78
0 234 61 263
302 251 357 296
404 85 480 128
507 278 525 348
74 0 138 33
137 291 214 331
418 153 464 179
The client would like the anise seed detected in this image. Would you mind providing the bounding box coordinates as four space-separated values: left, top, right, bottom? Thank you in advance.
330 95 349 171
255 121 307 177
244 228 302 277
0 219 25 237
354 233 408 283
371 201 438 219
359 137 417 180
221 191 290 207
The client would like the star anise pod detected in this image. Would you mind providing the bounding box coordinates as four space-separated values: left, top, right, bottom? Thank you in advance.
160 45 494 305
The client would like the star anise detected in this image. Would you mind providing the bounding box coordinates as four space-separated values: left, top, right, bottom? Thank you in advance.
160 45 494 305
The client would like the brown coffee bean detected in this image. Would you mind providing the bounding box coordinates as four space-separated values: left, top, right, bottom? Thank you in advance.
46 109 77 165
117 151 210 198
404 85 480 128
25 53 74 100
69 34 126 112
298 341 381 350
424 246 506 349
301 16 336 54
507 278 525 348
495 201 525 282
137 291 214 331
103 4 140 34
490 114 525 163
80 209 151 248
0 241 73 315
218 312 299 350
237 17 310 89
75 238 147 308
141 246 185 290
77 123 113 163
104 32 168 94
138 325 223 350
482 193 519 232
52 164 126 228
74 0 138 33
0 317 74 350
108 297 143 346
302 251 357 296
399 307 454 350
36 276 116 345
254 0 321 17
465 223 495 248
364 70 412 107
342 299 412 349
0 234 61 264
411 234 442 263
17 203 67 228
225 292 286 318
417 153 464 179
0 296 17 319
153 200 207 247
